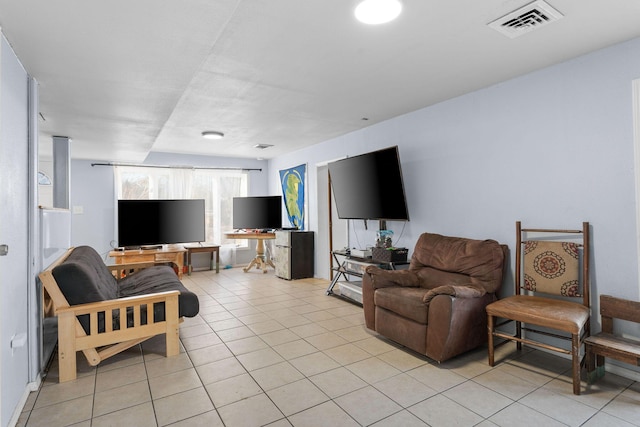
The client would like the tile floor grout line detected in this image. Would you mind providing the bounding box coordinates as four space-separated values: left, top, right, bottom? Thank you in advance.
200 277 372 424
141 342 161 427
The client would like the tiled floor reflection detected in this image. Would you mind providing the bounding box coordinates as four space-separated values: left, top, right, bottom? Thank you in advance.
18 268 640 426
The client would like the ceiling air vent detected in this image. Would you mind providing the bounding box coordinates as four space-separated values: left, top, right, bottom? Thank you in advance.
253 144 273 150
488 0 563 39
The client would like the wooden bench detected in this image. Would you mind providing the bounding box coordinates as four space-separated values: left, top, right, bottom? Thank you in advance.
585 294 640 383
39 246 199 382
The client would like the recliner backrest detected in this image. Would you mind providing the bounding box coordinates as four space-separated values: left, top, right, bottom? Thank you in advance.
410 232 505 293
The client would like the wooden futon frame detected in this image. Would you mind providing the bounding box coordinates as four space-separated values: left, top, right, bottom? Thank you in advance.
39 248 181 382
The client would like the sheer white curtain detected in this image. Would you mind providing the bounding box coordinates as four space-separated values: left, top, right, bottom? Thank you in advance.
115 166 248 245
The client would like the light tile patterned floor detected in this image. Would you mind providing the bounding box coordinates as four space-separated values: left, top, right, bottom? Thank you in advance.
18 268 640 427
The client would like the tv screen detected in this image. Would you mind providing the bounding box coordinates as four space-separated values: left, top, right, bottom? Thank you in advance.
118 199 206 247
328 146 409 221
233 196 282 230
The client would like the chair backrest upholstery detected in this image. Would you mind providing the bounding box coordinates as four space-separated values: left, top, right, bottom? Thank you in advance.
52 245 118 306
523 241 580 296
409 232 506 293
516 222 589 307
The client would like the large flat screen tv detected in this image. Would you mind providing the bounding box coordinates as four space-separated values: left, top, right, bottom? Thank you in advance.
233 196 282 230
328 146 409 222
118 199 206 248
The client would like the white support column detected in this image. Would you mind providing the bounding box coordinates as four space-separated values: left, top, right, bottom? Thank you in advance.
27 76 40 384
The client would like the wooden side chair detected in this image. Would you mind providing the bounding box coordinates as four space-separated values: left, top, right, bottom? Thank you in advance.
486 221 590 395
585 295 640 383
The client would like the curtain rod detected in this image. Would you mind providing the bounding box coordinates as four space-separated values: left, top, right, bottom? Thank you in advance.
90 162 262 172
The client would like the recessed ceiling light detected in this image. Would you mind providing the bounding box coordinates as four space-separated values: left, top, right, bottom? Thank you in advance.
201 131 224 140
355 0 402 25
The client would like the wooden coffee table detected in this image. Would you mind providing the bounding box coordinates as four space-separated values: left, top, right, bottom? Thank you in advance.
109 245 187 278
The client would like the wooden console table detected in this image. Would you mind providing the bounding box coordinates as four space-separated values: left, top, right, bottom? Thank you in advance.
183 244 220 275
109 245 187 279
224 232 276 273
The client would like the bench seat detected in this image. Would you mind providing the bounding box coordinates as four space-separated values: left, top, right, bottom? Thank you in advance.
585 295 640 383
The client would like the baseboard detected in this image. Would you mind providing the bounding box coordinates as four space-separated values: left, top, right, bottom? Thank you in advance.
8 377 41 427
605 363 640 382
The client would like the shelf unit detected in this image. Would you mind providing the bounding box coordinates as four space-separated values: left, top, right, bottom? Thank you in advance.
326 250 408 305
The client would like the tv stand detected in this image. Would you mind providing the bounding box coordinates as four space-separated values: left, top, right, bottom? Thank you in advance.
326 250 407 305
109 245 186 279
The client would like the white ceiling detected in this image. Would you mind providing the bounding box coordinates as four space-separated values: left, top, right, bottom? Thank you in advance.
1 0 640 162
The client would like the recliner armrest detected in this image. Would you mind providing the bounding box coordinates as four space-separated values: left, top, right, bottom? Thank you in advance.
422 284 486 305
364 266 420 289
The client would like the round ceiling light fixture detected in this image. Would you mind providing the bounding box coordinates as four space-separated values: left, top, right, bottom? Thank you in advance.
201 131 224 140
355 0 402 25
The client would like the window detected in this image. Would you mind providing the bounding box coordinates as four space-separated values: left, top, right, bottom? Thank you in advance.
116 166 248 245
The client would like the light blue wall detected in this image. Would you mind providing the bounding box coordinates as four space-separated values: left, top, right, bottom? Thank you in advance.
269 37 640 310
70 160 116 258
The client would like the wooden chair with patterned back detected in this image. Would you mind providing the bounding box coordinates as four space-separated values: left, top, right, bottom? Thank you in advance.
486 221 590 395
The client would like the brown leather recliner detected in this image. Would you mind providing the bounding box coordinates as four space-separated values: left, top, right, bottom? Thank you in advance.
362 232 507 362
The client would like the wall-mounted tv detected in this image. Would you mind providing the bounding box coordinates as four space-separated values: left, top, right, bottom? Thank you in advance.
328 146 409 223
118 199 206 248
232 196 282 230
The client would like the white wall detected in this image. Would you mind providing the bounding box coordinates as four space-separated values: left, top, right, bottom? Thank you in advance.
269 37 640 344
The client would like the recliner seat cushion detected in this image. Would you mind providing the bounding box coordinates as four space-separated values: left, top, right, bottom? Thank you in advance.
375 287 429 324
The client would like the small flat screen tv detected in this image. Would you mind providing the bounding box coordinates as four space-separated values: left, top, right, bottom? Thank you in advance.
118 199 205 248
328 146 409 222
233 196 282 230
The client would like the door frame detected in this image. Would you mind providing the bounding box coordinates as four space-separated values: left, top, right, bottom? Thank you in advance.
315 159 348 280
